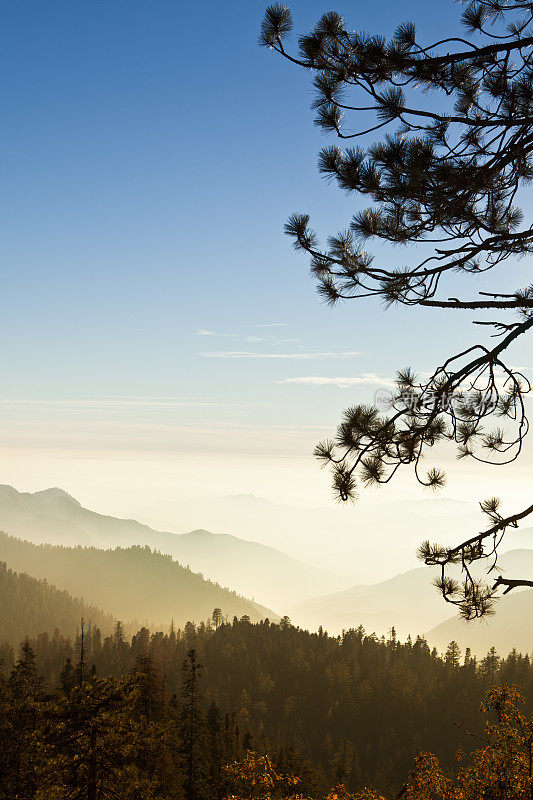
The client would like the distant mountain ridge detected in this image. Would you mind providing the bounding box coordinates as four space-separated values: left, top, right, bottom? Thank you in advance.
4 485 532 655
426 586 533 656
193 492 486 581
426 548 533 656
290 565 447 639
0 531 275 627
291 548 533 652
0 485 345 609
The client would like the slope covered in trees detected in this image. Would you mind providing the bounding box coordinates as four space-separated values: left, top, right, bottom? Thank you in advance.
0 485 344 608
0 532 274 627
1 634 532 799
0 561 115 644
5 615 533 795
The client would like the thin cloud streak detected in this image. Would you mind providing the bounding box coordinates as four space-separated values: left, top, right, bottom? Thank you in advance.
238 323 287 328
279 375 394 387
196 332 265 342
201 351 360 360
0 398 271 410
196 324 288 338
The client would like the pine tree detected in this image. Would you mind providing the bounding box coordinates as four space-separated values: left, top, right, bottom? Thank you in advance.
445 641 461 670
132 654 164 720
179 649 208 800
7 640 42 798
36 675 160 800
75 617 87 687
260 1 533 619
0 670 15 798
60 656 76 695
207 702 226 799
212 608 223 630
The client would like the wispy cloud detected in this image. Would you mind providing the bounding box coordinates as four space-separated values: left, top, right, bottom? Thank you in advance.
0 397 238 409
196 324 287 337
197 324 288 332
279 374 394 387
201 351 360 360
238 323 287 328
195 330 266 343
195 326 302 350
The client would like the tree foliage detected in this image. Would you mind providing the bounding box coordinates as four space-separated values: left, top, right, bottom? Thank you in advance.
261 0 533 618
0 560 115 643
4 615 533 796
225 686 533 799
223 751 301 799
0 533 266 628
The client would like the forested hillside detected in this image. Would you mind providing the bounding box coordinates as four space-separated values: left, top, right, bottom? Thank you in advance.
0 562 115 643
0 485 345 608
4 615 532 795
0 532 274 626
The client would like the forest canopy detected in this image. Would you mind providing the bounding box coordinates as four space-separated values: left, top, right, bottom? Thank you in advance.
3 613 533 797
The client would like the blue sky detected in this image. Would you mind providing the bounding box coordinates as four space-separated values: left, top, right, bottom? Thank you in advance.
1 0 532 529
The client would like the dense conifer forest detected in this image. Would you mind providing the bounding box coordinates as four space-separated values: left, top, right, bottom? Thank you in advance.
0 532 272 626
0 561 115 643
2 613 533 797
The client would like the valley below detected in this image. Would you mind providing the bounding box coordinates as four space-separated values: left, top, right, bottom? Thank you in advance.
1 484 533 657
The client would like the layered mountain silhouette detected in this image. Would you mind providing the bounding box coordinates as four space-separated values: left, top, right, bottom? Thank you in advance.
426 587 533 657
2 485 531 653
192 493 482 580
426 549 533 656
0 532 275 627
291 548 533 653
0 485 344 609
290 565 447 639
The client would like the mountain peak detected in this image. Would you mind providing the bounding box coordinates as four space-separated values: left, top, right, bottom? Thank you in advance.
0 485 82 508
0 485 20 498
32 488 81 507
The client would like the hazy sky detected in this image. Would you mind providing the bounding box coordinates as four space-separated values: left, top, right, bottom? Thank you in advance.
1 0 532 543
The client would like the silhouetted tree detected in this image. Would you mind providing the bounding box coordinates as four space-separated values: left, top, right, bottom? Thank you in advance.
60 656 76 695
179 649 208 800
7 640 42 797
445 640 461 670
37 674 159 800
132 654 165 720
207 702 226 799
261 0 533 618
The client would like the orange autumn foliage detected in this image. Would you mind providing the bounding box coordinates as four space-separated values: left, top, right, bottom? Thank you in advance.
224 686 533 800
326 787 386 800
454 684 533 800
223 750 301 799
359 685 533 800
